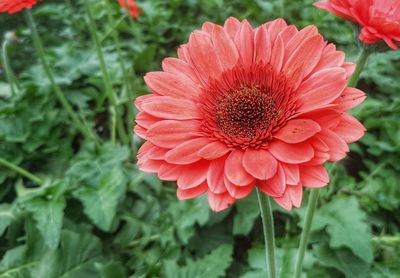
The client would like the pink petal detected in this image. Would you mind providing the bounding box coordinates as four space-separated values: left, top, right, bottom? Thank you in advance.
224 177 254 199
242 148 277 180
265 18 288 43
234 20 254 67
254 25 272 64
201 22 215 34
224 17 241 39
158 163 181 181
283 35 325 89
225 150 254 186
258 164 286 197
141 96 200 120
318 129 349 161
207 158 228 194
144 71 200 99
300 165 329 188
188 31 223 82
208 191 235 212
332 114 365 143
147 120 201 148
273 192 293 211
198 141 231 160
273 119 321 144
289 184 303 208
165 138 210 165
281 163 300 185
177 182 208 200
333 88 367 111
271 34 285 73
211 25 240 70
285 25 318 59
300 109 342 129
269 140 314 164
177 160 210 189
161 58 199 84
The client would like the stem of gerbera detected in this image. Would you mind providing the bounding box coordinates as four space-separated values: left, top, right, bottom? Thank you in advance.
0 158 43 186
24 10 99 146
84 0 129 145
2 39 19 96
103 0 136 149
256 189 277 278
348 48 371 87
293 189 320 278
280 0 286 18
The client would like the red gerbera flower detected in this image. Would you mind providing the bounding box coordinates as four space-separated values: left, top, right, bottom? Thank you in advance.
314 0 400 49
135 17 366 211
117 0 141 19
0 0 37 14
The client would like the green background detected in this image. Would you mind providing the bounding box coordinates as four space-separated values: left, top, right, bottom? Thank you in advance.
0 0 399 277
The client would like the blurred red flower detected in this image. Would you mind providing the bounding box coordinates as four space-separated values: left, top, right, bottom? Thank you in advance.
135 17 366 211
0 0 37 14
314 0 400 49
117 0 141 19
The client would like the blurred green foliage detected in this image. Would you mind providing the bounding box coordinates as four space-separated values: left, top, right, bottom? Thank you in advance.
0 0 399 277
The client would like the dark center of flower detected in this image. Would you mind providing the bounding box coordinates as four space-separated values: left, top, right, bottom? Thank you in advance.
215 86 279 138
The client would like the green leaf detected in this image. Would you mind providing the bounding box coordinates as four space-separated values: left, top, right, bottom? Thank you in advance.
307 196 373 263
314 244 370 278
0 204 15 237
73 168 126 231
32 230 103 278
0 245 34 278
24 197 65 250
163 244 233 278
233 192 259 235
0 117 30 142
95 261 127 278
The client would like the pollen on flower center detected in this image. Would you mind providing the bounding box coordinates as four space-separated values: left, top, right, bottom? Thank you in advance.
216 86 279 138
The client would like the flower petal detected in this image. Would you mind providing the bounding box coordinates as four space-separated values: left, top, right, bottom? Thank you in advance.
269 140 314 164
177 182 208 200
225 150 254 186
332 114 365 143
207 158 228 193
165 138 210 165
300 165 329 188
208 191 235 212
198 141 231 160
188 31 223 82
144 71 200 99
141 96 200 120
273 119 321 144
281 163 299 185
177 160 210 189
147 120 201 148
211 25 240 70
258 164 286 197
224 177 254 199
242 148 277 180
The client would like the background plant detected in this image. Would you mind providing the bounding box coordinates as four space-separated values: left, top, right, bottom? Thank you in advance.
0 0 399 277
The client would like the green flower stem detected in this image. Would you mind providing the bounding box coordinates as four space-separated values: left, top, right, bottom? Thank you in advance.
0 158 43 186
25 10 98 145
84 0 129 145
123 0 139 33
348 48 371 87
2 40 19 96
103 0 136 149
294 189 319 278
280 0 286 18
100 14 127 43
256 189 277 278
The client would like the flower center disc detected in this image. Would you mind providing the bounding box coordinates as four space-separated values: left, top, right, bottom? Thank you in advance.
216 86 278 138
